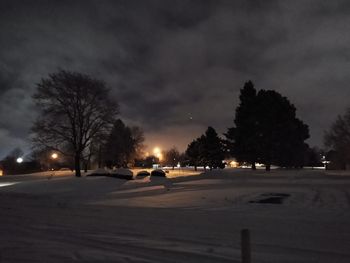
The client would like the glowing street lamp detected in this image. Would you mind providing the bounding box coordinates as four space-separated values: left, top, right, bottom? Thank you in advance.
16 157 23 163
48 153 59 171
153 147 160 155
153 147 162 161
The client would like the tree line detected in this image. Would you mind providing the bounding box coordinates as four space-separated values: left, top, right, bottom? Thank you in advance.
4 69 344 176
184 81 322 171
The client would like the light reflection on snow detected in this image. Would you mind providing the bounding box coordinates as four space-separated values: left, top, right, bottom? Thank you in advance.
111 185 165 194
0 182 18 187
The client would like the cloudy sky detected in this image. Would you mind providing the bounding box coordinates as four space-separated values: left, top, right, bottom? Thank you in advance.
0 0 350 158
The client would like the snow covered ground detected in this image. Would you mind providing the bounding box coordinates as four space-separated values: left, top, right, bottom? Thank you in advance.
1 168 350 262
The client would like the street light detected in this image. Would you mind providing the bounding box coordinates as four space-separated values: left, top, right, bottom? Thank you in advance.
49 153 58 171
153 147 161 155
153 147 163 161
16 157 23 163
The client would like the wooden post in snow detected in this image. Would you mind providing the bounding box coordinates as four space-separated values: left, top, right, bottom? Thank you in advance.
241 229 251 263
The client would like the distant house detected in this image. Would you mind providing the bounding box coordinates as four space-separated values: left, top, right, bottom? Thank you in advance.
225 159 239 168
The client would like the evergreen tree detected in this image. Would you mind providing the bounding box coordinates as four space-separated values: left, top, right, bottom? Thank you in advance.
255 90 309 170
186 137 204 171
304 146 323 168
202 127 225 170
226 81 309 171
225 81 259 169
186 127 225 171
103 119 144 168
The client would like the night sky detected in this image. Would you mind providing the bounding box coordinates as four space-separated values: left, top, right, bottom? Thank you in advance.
1 0 350 158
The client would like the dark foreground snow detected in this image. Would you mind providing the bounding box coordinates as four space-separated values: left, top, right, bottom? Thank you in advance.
1 169 350 262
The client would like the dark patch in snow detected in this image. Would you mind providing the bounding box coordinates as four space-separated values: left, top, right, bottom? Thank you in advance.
249 193 290 204
261 193 290 198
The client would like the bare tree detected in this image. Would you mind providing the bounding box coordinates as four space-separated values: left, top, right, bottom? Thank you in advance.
130 126 145 162
164 147 180 170
32 70 119 177
324 107 350 169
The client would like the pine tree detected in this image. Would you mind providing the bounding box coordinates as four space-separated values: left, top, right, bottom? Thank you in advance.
186 138 203 171
225 81 259 169
226 81 309 171
202 127 225 170
103 119 144 168
255 90 309 170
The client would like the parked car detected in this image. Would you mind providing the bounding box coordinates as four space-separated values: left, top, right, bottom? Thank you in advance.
136 170 151 177
151 169 166 177
110 168 134 180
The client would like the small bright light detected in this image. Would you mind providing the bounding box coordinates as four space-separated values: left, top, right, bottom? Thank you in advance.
229 160 238 168
51 153 58 159
16 157 23 163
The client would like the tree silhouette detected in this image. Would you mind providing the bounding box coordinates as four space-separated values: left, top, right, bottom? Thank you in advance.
324 108 350 169
225 81 259 169
202 127 225 170
0 147 24 175
304 146 323 168
226 81 309 171
164 147 180 170
130 126 146 162
185 138 203 171
32 70 118 177
103 119 144 168
186 127 225 171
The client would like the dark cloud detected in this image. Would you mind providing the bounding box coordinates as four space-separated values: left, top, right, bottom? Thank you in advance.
0 0 349 158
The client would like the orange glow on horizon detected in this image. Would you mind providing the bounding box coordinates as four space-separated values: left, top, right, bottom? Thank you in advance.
153 147 163 161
